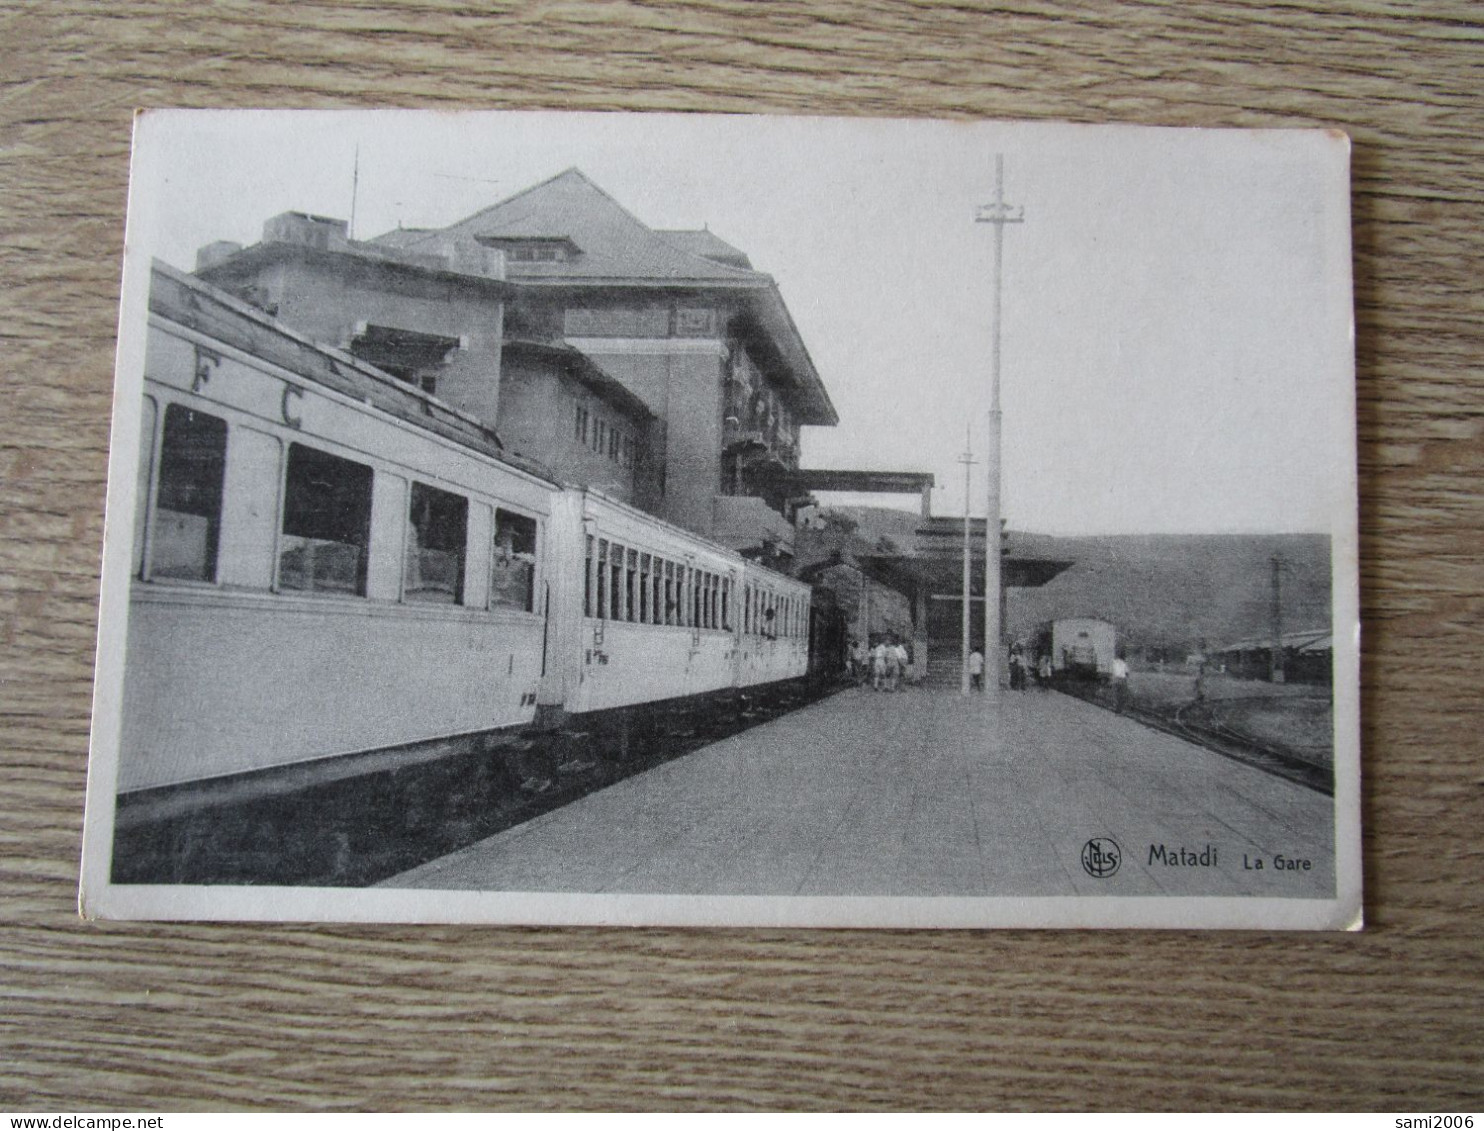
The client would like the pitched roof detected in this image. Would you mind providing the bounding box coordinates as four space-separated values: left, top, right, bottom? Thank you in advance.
430 168 771 285
658 228 753 269
361 168 839 426
367 227 438 249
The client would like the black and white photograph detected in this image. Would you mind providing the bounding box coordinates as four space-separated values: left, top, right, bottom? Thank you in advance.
80 111 1360 928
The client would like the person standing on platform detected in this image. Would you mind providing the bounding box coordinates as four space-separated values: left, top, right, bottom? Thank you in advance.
872 638 888 691
969 648 984 692
1038 652 1052 689
892 639 909 690
1112 652 1130 713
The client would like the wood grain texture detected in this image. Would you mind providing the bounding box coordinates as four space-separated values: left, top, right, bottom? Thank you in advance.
2 0 1482 1111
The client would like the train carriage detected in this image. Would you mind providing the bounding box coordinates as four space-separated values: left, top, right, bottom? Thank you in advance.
541 489 812 713
1049 617 1118 681
121 265 556 792
735 564 812 689
119 263 816 799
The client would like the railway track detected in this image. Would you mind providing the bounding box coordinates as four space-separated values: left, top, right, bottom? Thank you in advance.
1053 681 1334 796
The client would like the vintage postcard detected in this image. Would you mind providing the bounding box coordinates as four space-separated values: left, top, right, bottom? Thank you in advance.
80 112 1360 928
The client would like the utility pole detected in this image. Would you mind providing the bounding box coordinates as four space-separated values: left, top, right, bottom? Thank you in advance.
1270 555 1286 683
958 424 977 695
975 155 1024 695
349 144 361 241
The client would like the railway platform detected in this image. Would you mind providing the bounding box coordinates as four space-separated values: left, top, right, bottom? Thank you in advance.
383 685 1335 898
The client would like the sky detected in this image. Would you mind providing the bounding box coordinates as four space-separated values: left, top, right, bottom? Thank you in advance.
127 111 1355 536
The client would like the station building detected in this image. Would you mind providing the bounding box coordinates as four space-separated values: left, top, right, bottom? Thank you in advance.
191 168 1074 683
195 168 841 563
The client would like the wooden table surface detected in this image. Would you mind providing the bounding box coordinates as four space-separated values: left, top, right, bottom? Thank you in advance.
3 1 1481 1112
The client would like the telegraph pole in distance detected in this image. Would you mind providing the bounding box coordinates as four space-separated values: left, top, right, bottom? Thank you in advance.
959 424 977 695
975 155 1024 696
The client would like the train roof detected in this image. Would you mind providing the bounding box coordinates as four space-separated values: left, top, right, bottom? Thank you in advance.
582 486 809 591
148 261 559 489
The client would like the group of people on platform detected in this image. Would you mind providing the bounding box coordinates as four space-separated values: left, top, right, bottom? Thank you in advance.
1004 643 1055 692
848 637 912 692
846 637 1130 707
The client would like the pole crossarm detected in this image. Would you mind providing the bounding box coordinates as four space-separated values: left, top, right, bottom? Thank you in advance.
974 202 1025 225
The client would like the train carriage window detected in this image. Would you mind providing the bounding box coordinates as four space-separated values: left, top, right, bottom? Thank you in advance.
597 539 610 619
150 404 227 582
626 549 639 622
610 542 626 622
279 443 373 596
637 553 650 623
584 535 595 616
721 577 730 631
405 482 467 604
664 560 677 626
491 508 538 612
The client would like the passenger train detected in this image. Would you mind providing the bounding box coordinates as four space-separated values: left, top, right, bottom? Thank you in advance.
118 264 814 794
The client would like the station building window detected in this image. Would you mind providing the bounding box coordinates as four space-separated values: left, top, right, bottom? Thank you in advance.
279 443 373 596
491 508 538 613
150 404 227 583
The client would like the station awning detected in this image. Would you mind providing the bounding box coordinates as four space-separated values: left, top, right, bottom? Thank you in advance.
858 552 1073 595
791 469 936 495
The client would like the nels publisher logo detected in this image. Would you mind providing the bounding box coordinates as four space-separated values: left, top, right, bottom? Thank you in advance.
1081 837 1122 879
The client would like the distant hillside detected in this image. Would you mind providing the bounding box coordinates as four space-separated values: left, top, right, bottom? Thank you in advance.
1009 533 1331 651
821 507 1331 652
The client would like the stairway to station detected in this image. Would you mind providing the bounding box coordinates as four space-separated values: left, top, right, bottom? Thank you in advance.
921 649 966 690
